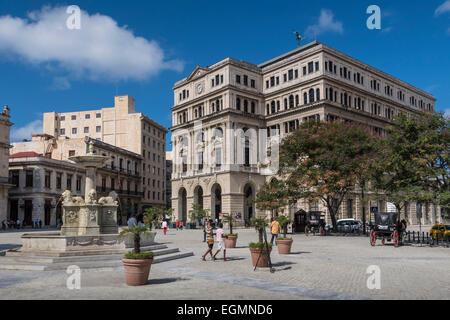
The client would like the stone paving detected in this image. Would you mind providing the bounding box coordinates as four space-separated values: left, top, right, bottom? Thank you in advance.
0 227 448 300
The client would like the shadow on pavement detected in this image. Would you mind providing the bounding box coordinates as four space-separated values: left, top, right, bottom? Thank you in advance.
146 277 190 285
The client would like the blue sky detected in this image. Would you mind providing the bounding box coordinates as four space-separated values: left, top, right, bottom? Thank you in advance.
1 0 449 148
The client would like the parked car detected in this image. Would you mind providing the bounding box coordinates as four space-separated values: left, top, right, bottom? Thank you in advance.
429 224 450 240
336 219 363 233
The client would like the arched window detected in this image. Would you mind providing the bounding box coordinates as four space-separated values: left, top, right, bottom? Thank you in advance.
344 93 348 106
284 99 288 109
236 98 241 110
216 99 220 112
251 102 255 114
289 95 294 108
309 89 315 103
329 88 333 101
277 101 280 111
303 93 308 105
266 104 269 115
316 89 320 101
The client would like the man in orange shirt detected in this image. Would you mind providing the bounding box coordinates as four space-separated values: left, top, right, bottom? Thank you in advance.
270 218 280 245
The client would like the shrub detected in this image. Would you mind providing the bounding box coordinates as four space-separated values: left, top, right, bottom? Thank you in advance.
277 237 293 241
249 242 273 249
124 251 154 260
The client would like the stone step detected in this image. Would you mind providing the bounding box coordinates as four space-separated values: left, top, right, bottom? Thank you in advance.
5 244 167 258
0 247 178 264
0 250 194 271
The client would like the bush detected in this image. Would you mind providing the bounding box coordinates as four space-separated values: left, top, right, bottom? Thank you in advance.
124 251 154 260
225 233 238 237
277 237 293 241
249 242 273 249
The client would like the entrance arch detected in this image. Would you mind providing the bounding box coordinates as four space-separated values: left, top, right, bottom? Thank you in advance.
194 186 204 209
211 184 222 220
244 184 255 225
178 188 187 223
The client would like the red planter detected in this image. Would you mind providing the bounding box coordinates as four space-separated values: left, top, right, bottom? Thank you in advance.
225 235 238 248
276 239 293 254
250 247 272 268
122 258 153 286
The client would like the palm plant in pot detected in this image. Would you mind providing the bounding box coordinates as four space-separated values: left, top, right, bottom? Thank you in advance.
222 214 238 248
188 204 209 230
275 215 293 254
119 224 154 286
249 217 272 268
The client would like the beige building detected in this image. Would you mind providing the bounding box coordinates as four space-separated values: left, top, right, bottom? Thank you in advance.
170 41 441 227
9 135 143 226
0 105 13 223
43 95 167 209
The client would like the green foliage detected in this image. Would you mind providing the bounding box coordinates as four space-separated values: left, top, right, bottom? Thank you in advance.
144 207 171 230
278 120 380 230
276 215 293 238
189 204 209 223
277 237 293 241
249 242 273 249
119 225 152 254
222 214 235 234
373 112 450 212
225 233 238 237
254 179 288 216
124 251 154 260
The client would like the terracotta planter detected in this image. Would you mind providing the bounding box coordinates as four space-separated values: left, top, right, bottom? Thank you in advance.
225 235 238 248
250 247 272 268
276 239 293 255
122 258 153 286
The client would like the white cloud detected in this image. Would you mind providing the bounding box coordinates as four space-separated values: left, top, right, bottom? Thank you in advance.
51 77 71 90
435 1 450 16
305 9 344 39
11 120 43 142
0 6 183 83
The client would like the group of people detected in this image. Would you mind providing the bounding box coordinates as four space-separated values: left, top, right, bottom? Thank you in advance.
202 219 227 262
1 218 45 230
175 220 184 230
127 214 169 235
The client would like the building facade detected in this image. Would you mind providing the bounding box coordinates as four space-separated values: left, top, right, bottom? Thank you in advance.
9 135 143 226
0 106 13 223
170 41 441 227
42 95 167 209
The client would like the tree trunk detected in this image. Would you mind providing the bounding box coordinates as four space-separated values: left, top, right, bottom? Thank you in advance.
230 220 233 235
258 229 263 243
134 233 141 254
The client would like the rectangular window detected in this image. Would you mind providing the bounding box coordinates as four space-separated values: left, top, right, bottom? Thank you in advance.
76 176 82 191
236 75 241 84
72 128 77 134
67 175 72 191
308 62 314 73
96 126 101 133
270 77 275 87
60 129 65 135
69 150 75 157
96 113 101 118
84 127 89 133
243 75 248 86
60 116 65 121
45 171 51 189
295 69 298 78
303 66 307 76
85 114 90 119
26 170 33 188
315 61 319 72
250 79 255 88
288 69 293 80
71 115 76 120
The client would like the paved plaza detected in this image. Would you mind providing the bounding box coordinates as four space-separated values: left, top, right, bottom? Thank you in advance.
0 227 448 300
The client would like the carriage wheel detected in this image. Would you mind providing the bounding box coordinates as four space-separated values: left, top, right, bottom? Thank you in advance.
320 226 325 236
394 231 399 248
370 231 376 246
305 226 310 237
381 238 385 245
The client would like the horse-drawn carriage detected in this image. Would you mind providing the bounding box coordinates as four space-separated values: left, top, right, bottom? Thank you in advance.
304 211 326 236
369 211 403 247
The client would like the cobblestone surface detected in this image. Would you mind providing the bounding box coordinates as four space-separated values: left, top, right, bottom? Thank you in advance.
0 228 448 300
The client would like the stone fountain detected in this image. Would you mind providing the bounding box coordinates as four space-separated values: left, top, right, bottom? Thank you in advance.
0 141 193 271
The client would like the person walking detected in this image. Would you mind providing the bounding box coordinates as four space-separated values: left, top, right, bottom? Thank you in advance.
202 219 209 242
270 217 280 245
16 219 20 230
127 214 137 229
202 221 214 261
212 223 227 262
179 221 184 230
175 219 179 231
162 220 168 235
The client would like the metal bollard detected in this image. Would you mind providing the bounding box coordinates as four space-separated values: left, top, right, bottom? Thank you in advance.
408 231 411 243
412 231 415 243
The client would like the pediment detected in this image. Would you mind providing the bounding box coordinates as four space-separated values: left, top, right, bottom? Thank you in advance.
187 66 210 81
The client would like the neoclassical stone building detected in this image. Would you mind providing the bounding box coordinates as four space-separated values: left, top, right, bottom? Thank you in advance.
170 41 441 227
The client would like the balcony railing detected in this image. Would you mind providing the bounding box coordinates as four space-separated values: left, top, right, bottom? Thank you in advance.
96 186 143 197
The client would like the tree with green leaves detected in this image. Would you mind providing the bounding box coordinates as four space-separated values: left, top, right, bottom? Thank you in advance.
250 217 269 243
222 214 235 235
189 204 209 224
373 112 450 216
143 207 167 230
253 179 288 220
276 215 292 238
278 120 379 230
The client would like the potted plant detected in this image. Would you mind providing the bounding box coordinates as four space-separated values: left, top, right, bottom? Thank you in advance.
249 217 272 268
119 224 154 286
275 215 293 254
222 214 238 248
188 204 209 230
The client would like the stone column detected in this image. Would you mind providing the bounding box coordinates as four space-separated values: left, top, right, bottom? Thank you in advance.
85 167 96 200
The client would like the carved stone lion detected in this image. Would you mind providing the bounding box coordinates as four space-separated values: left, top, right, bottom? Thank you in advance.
98 191 119 205
86 189 97 204
62 190 85 205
